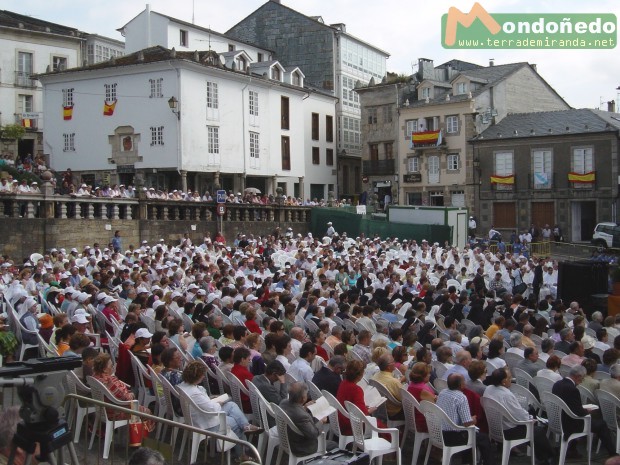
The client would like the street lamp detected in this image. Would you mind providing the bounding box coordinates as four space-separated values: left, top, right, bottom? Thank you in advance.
168 96 180 120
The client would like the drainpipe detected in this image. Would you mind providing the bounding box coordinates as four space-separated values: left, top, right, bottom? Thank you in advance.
241 77 252 192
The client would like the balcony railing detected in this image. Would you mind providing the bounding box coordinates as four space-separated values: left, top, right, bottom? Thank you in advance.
530 173 554 190
14 71 36 87
362 159 395 176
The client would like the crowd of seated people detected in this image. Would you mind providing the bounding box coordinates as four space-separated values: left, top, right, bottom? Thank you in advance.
1 228 619 463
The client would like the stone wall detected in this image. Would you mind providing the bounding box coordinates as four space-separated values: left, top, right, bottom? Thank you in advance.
0 217 310 259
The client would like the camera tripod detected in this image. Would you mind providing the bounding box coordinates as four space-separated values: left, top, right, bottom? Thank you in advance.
8 419 79 465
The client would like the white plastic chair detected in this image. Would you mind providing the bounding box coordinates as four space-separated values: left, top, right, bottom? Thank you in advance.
509 383 544 415
503 352 524 371
400 388 430 465
420 400 477 465
248 381 279 461
148 366 167 440
177 385 232 464
307 380 323 401
541 392 592 465
431 360 447 379
533 376 555 403
432 378 447 393
596 389 620 454
345 400 401 465
271 402 326 465
158 372 186 455
513 367 535 390
86 376 133 459
593 371 611 380
226 371 254 422
321 389 355 449
481 396 535 465
368 379 405 429
65 371 96 443
15 316 39 360
128 351 156 410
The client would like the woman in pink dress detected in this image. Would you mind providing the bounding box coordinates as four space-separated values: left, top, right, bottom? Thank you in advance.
406 362 437 432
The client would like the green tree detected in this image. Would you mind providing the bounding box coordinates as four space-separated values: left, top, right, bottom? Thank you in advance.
1 124 26 142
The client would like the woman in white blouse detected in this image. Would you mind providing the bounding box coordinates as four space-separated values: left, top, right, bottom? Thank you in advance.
536 355 563 382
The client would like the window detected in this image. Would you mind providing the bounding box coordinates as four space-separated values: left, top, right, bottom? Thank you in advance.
383 106 392 123
421 87 431 99
180 30 188 47
311 113 319 140
326 149 334 166
18 94 33 113
87 44 123 64
249 132 260 168
572 147 594 188
451 191 465 207
52 56 67 72
63 133 75 152
406 120 418 138
369 144 379 160
206 81 219 120
104 83 117 102
207 126 219 165
149 78 163 98
62 88 74 107
272 67 281 81
385 142 393 159
326 115 334 142
341 76 360 110
495 151 514 191
249 90 259 126
446 115 459 134
428 155 440 184
367 108 378 124
407 157 420 173
342 116 361 150
312 147 320 165
447 153 460 170
228 44 235 52
17 52 33 86
237 56 246 71
532 149 552 189
292 72 301 86
150 126 164 146
455 82 468 95
281 136 290 170
281 97 289 130
257 53 263 62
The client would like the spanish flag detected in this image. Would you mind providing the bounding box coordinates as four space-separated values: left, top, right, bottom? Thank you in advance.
103 99 117 116
568 171 595 183
22 119 31 128
490 175 515 184
63 106 73 120
411 129 442 147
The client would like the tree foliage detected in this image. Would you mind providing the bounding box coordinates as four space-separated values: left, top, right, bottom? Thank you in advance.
0 124 26 141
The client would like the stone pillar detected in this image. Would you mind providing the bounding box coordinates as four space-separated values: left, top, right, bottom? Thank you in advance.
298 176 305 201
41 171 55 219
214 172 220 190
180 170 188 193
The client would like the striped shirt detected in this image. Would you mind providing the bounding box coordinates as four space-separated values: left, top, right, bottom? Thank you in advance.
436 389 472 431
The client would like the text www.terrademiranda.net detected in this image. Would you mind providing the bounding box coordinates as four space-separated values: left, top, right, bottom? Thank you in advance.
458 37 616 48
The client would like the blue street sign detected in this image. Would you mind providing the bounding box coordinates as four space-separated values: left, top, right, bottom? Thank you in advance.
216 190 226 203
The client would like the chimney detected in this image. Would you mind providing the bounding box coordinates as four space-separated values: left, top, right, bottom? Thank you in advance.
270 0 281 3
608 100 616 113
418 58 434 80
489 58 494 67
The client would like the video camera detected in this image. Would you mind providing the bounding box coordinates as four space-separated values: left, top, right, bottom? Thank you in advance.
0 356 81 463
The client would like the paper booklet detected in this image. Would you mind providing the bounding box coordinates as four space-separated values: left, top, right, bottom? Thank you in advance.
363 385 387 408
307 396 337 421
211 393 230 404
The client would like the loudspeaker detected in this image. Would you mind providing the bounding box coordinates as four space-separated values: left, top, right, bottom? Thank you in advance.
557 261 609 315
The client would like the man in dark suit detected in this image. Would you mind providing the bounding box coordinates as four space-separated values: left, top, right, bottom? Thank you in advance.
551 365 616 458
473 268 487 295
279 382 338 457
312 355 345 396
554 328 574 354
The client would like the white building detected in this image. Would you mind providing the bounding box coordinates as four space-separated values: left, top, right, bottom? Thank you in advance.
85 34 124 65
0 10 84 161
39 46 337 198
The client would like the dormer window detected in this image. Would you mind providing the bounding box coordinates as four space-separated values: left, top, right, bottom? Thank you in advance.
272 67 281 81
238 56 247 71
456 82 468 95
292 72 301 86
421 87 431 99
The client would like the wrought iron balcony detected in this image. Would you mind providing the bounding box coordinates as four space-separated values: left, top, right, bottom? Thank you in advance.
362 159 395 176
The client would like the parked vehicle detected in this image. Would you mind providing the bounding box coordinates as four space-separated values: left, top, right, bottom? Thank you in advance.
591 222 620 248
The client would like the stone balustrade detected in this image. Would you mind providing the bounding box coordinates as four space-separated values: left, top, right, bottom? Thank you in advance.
0 192 311 223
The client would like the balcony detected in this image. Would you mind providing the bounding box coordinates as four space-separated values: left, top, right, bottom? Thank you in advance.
530 173 554 190
14 114 39 130
14 71 36 87
362 159 395 176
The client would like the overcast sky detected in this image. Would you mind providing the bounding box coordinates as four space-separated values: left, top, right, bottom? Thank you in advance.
5 0 619 110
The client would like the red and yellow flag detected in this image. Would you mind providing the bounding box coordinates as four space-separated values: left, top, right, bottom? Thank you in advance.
103 100 117 116
63 106 73 121
490 175 515 184
22 119 31 128
412 129 442 147
568 171 595 183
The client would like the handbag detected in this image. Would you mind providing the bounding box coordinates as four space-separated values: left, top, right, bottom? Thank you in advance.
513 283 527 295
128 400 146 447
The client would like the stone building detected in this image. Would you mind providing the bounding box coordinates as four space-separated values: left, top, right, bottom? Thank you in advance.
473 108 620 242
378 58 570 215
226 0 389 200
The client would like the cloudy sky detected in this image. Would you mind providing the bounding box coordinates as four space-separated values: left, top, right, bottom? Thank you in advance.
5 0 619 109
